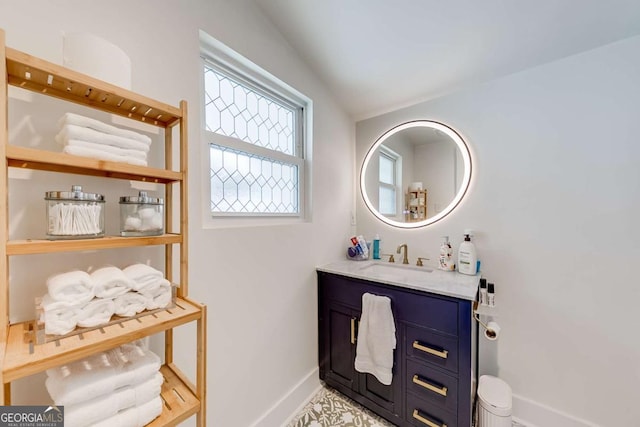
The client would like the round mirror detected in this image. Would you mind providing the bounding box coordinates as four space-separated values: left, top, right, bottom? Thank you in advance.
360 120 472 228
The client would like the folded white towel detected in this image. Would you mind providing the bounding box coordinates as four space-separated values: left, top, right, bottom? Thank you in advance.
40 294 81 335
140 280 172 310
122 264 164 292
64 372 163 427
46 270 95 304
354 293 396 386
58 137 148 161
122 263 164 290
76 298 115 328
57 123 150 153
46 346 161 406
114 292 149 317
91 396 163 427
90 266 135 299
63 145 148 167
47 341 147 381
60 113 152 145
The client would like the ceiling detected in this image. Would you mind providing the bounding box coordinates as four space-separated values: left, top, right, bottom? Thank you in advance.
254 0 640 120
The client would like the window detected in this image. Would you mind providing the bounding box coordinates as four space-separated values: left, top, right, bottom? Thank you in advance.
200 33 310 219
378 149 398 216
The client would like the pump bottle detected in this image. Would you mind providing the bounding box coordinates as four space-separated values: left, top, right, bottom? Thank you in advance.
438 236 455 271
457 230 477 275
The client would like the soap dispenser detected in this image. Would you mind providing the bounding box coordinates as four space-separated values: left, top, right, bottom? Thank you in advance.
458 230 477 275
438 236 455 271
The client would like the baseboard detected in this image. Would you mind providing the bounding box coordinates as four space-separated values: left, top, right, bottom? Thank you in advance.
512 393 602 427
249 367 321 427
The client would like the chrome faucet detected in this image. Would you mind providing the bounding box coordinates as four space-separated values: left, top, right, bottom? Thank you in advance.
396 244 409 264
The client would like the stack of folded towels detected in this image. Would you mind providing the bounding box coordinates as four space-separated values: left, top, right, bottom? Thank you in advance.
55 112 152 166
46 341 163 427
40 264 172 336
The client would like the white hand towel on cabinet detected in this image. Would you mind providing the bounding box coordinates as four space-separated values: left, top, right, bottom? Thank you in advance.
64 372 163 427
46 270 94 304
40 294 81 335
90 266 135 299
354 292 396 386
76 298 115 328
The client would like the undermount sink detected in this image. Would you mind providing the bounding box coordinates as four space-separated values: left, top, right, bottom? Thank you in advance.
358 262 433 275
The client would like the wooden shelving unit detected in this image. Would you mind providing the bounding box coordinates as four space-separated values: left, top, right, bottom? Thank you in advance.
406 189 427 222
0 29 206 426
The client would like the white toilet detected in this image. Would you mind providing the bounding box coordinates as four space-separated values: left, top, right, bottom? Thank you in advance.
477 375 513 427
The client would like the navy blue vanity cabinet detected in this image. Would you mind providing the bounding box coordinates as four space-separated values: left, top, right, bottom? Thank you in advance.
318 270 476 427
318 271 403 425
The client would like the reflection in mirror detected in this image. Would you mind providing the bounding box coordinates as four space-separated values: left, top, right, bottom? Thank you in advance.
360 120 471 228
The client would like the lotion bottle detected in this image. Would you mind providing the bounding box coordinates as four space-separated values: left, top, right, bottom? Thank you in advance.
438 236 455 271
458 230 477 275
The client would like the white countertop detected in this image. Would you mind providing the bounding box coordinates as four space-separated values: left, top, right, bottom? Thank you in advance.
317 259 480 300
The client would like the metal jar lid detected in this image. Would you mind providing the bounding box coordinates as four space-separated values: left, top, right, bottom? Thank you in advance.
119 191 163 205
45 185 105 202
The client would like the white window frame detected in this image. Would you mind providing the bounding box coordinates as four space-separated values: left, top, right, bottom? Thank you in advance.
199 30 313 228
378 146 401 217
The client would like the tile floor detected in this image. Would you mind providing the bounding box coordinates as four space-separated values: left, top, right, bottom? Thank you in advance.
288 385 527 427
287 386 393 427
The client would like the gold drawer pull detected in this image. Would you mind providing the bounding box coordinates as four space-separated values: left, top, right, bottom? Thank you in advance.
412 374 448 396
413 340 448 359
412 409 447 427
350 317 356 344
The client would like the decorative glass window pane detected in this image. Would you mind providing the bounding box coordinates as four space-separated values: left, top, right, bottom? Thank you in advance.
201 45 307 218
210 144 299 214
204 65 296 156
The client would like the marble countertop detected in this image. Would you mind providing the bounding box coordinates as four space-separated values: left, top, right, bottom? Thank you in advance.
317 259 480 300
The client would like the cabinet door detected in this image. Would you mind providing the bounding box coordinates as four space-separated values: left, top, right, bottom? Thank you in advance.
319 299 359 390
358 367 400 416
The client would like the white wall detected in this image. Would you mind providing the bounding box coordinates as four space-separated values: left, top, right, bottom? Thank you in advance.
413 140 458 217
0 1 354 425
356 36 640 426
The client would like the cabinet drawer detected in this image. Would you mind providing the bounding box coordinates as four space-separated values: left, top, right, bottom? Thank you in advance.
406 359 458 413
406 325 458 374
406 391 457 427
396 292 458 336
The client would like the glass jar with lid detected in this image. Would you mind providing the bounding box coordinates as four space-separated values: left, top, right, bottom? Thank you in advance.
119 191 164 237
45 185 105 239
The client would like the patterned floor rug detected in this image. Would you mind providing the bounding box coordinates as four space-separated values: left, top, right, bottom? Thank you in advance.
287 386 395 427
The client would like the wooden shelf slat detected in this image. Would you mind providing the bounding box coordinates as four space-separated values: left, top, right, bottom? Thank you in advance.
2 298 202 382
7 234 182 255
149 365 201 427
6 48 181 128
7 146 182 183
